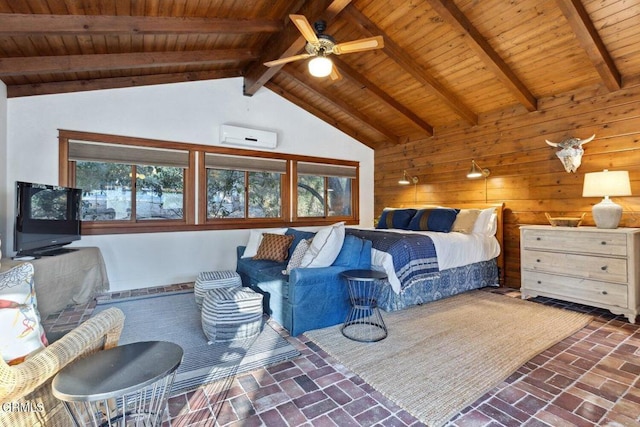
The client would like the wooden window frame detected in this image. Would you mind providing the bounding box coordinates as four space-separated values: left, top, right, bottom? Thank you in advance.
59 129 360 235
60 130 196 235
293 161 360 226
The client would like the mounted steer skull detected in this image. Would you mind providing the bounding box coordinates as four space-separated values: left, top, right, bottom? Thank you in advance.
545 134 595 173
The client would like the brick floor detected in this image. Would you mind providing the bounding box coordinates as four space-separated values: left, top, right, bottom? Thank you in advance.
43 286 640 426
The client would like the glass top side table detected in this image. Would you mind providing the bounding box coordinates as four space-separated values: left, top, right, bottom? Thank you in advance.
52 340 183 426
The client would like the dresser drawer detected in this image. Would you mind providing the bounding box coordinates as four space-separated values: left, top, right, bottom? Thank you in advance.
521 229 627 256
522 270 627 308
521 250 628 283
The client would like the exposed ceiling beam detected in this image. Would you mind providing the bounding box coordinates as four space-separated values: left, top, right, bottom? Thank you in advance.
342 5 478 126
281 67 399 144
555 0 621 91
0 50 257 76
265 81 378 149
243 0 352 96
333 58 434 136
7 69 243 98
0 13 282 36
426 0 537 112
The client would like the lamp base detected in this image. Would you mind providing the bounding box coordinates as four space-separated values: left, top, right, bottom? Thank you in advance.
592 198 623 229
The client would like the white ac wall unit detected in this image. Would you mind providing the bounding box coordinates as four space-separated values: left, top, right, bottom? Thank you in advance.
219 124 277 149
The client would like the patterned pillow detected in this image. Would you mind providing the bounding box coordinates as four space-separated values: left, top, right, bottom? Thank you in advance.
241 228 287 258
0 263 48 365
452 209 481 233
408 208 458 232
376 209 417 229
254 233 295 262
284 238 312 275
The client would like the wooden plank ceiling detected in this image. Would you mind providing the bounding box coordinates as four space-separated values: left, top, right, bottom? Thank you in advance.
1 0 638 149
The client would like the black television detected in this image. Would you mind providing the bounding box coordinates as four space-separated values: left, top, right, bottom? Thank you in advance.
14 181 82 256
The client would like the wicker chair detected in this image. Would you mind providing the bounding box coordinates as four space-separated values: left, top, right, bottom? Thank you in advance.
0 307 125 427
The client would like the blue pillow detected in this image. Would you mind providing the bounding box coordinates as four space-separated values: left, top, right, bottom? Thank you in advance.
333 235 370 267
408 208 458 232
376 209 417 230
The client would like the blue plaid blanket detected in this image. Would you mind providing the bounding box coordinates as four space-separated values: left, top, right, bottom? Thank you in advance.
346 228 439 289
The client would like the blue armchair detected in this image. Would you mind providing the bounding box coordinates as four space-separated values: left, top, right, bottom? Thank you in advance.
236 231 372 336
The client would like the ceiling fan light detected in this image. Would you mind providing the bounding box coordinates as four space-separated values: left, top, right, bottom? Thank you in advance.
308 56 333 77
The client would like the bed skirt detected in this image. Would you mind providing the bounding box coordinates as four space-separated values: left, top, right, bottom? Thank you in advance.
378 259 499 311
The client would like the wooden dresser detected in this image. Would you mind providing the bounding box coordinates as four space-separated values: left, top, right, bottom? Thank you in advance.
520 225 640 323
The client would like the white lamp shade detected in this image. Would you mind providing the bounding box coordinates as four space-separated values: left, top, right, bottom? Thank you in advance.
582 170 631 197
583 170 631 229
308 56 333 77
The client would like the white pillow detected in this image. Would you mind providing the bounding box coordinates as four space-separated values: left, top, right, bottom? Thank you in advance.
472 208 497 235
299 222 345 268
241 228 287 258
487 213 498 236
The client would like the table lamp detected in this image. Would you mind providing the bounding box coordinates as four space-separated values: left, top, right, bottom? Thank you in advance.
582 169 631 229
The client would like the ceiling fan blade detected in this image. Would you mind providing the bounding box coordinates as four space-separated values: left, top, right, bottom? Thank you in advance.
330 64 342 81
290 14 319 45
264 53 312 67
332 35 384 55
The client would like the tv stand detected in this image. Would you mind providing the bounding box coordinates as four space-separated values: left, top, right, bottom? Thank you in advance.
17 246 79 257
1 247 109 319
36 247 78 257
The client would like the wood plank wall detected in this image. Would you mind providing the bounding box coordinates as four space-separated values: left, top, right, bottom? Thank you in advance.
374 82 640 288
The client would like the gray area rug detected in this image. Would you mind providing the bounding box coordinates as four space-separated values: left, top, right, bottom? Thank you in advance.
305 290 592 427
93 291 300 395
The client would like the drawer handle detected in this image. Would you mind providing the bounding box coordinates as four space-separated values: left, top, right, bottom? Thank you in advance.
536 237 541 241
536 259 541 263
537 281 542 284
602 291 608 295
601 241 607 245
601 265 608 271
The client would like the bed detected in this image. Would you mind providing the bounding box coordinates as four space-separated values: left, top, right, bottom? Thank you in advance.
346 203 504 311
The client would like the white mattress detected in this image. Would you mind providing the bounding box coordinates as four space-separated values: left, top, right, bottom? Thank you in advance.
357 228 501 294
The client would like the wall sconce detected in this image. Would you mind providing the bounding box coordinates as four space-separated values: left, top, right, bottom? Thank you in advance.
582 169 631 229
466 160 490 179
399 170 418 185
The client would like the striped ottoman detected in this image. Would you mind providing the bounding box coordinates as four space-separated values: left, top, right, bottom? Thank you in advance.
194 270 241 309
201 287 264 342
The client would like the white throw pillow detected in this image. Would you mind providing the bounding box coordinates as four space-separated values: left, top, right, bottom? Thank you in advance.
241 228 287 258
299 222 345 268
472 208 497 235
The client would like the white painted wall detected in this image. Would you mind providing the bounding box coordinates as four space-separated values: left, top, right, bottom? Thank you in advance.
4 78 374 291
0 81 7 258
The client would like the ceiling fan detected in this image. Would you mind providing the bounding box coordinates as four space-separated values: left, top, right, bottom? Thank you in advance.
264 14 384 80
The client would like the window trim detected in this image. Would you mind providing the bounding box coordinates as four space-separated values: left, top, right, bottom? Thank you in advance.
59 129 359 235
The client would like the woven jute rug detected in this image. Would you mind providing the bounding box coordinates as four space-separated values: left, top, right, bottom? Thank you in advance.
305 290 592 427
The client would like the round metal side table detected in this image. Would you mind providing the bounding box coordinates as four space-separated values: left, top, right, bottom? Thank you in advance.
52 341 183 427
341 269 388 342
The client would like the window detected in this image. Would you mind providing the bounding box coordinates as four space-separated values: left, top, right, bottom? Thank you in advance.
68 139 189 227
75 162 186 221
59 130 359 234
296 162 356 220
60 131 194 233
204 154 286 222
